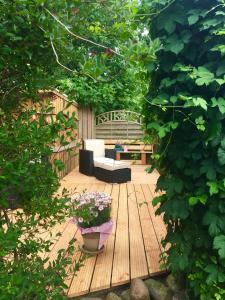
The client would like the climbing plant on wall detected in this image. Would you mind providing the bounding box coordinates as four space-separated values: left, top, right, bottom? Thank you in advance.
143 0 225 299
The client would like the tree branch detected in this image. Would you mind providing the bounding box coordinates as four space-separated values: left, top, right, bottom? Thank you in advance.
50 38 97 81
45 8 124 58
137 0 176 18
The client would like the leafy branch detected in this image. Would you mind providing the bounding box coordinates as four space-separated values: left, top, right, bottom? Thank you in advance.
45 8 124 58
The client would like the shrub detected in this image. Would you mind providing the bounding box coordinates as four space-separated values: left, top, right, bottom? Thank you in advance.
0 104 81 299
143 0 225 299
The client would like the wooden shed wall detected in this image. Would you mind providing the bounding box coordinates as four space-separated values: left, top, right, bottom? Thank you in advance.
27 90 79 179
78 106 95 140
48 91 79 178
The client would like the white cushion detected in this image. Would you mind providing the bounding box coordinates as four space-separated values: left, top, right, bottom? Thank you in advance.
84 139 105 158
94 157 112 167
94 157 130 171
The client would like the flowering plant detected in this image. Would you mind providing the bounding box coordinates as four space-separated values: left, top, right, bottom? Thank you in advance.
71 191 112 228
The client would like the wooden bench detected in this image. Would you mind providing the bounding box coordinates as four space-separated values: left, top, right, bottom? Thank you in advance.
104 139 154 165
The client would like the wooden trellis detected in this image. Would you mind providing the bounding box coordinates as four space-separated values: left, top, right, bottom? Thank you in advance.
95 110 143 140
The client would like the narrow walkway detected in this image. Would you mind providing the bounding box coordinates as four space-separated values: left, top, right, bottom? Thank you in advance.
47 166 166 297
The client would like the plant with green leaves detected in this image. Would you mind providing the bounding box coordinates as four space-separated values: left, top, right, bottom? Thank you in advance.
0 1 84 298
142 0 225 299
53 0 158 113
0 103 82 299
0 0 158 298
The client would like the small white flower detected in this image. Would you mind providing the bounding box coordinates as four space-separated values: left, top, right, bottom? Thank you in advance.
78 217 83 223
98 205 104 211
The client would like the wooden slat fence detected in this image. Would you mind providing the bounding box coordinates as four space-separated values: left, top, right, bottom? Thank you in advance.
79 106 95 139
26 90 80 179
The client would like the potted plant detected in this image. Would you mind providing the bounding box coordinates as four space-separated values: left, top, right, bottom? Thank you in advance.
71 191 113 255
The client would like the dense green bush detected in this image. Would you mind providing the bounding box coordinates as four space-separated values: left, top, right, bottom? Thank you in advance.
0 1 83 298
143 0 225 299
0 1 154 298
0 105 80 299
54 1 156 114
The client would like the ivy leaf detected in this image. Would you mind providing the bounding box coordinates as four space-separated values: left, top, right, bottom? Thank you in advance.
200 160 216 180
203 212 222 236
213 235 225 259
188 14 199 25
166 34 184 55
215 78 225 85
165 20 176 34
193 97 207 110
211 97 225 114
195 116 205 131
189 197 198 206
216 63 225 76
170 96 177 104
193 67 214 86
207 182 219 195
217 147 225 165
189 195 207 206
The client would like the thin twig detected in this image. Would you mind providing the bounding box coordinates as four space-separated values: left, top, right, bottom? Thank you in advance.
145 98 187 109
205 4 223 16
50 39 74 73
50 38 97 81
136 0 176 18
175 109 196 127
45 8 124 58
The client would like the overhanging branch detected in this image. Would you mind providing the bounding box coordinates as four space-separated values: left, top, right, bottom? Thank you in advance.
45 8 124 58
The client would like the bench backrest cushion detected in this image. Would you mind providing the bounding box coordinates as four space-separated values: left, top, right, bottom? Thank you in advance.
84 139 105 158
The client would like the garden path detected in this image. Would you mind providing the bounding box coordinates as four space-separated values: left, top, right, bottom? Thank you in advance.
48 165 167 298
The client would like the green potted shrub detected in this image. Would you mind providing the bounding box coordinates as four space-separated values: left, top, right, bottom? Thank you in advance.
71 191 113 255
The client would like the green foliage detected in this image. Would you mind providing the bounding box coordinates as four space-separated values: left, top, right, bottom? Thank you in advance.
0 104 80 299
0 1 158 297
54 1 155 113
143 0 225 299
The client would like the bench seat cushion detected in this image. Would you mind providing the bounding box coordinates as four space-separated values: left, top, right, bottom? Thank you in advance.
94 157 130 171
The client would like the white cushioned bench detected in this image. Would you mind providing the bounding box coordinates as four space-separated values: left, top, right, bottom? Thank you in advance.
79 139 131 183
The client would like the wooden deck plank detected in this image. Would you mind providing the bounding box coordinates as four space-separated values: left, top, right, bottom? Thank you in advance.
64 184 97 292
127 184 148 279
134 184 162 275
58 166 164 297
45 184 89 265
68 183 107 298
90 184 118 292
111 184 130 286
141 184 167 248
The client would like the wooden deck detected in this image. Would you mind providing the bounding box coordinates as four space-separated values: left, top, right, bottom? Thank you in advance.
46 166 166 298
